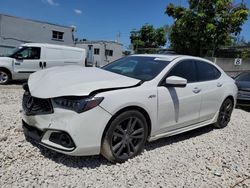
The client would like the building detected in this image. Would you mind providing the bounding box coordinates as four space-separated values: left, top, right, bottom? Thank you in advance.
76 40 123 67
0 14 75 55
0 14 123 66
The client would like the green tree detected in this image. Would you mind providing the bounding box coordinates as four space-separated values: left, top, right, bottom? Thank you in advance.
130 24 167 53
165 0 249 56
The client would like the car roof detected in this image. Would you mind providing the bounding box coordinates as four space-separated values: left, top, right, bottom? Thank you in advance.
131 54 181 61
131 54 216 63
21 43 84 51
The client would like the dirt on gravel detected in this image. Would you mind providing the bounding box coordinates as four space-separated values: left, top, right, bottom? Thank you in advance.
0 84 250 188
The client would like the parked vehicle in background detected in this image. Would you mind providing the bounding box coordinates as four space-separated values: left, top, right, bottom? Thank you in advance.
21 54 237 163
157 49 177 55
235 71 250 108
0 43 86 84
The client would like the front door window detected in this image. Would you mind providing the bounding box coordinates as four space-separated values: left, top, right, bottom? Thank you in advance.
13 47 41 60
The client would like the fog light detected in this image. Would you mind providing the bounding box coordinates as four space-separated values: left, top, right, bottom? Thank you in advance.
60 134 73 148
49 132 75 148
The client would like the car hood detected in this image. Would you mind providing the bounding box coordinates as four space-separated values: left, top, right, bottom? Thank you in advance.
0 57 13 63
28 66 141 98
235 81 250 92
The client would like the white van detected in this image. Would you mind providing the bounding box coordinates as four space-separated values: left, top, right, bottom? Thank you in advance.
0 43 86 84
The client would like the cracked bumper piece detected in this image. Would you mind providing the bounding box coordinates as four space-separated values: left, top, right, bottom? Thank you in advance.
22 106 112 156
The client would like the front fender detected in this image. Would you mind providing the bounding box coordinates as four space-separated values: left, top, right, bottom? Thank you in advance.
97 86 159 134
0 57 14 74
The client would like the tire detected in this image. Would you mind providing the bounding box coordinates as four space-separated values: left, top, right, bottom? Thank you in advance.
0 70 11 85
214 98 234 129
101 110 148 163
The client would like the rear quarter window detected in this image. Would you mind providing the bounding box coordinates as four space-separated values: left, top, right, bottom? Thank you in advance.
196 61 221 81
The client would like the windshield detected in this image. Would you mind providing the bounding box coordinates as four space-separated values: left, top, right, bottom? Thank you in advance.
8 46 24 57
102 56 170 81
235 72 250 82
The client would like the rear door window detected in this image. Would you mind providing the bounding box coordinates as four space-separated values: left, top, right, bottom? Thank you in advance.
167 60 198 83
196 61 221 81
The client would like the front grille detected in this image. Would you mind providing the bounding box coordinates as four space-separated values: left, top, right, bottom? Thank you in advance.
22 91 53 116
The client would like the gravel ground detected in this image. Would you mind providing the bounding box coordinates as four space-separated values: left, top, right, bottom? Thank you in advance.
0 83 250 188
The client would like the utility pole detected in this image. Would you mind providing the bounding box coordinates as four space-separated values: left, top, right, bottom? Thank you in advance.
116 31 121 43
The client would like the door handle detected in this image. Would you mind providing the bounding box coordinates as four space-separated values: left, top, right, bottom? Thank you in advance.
217 82 223 87
43 62 46 68
39 62 43 68
193 87 201 94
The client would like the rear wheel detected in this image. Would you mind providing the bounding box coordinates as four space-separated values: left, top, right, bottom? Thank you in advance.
0 70 10 85
214 98 234 128
101 110 148 163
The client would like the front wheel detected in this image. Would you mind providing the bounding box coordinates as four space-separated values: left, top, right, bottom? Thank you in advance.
214 98 234 128
101 110 148 163
0 70 11 85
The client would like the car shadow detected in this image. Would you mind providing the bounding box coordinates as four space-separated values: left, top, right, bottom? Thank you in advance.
9 80 27 85
145 125 214 151
25 125 215 168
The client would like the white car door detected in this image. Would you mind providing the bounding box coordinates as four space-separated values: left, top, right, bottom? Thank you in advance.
157 60 202 134
195 60 225 121
13 47 42 79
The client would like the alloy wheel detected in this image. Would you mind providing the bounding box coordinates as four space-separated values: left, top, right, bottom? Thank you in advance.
111 117 145 159
0 71 8 84
218 99 233 127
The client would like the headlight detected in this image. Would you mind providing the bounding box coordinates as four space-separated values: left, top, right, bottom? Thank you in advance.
53 96 104 113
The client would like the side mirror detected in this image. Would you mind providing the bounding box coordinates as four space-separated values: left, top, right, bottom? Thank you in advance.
15 54 23 60
165 76 187 87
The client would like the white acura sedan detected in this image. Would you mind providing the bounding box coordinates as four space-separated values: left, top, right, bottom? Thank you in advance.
22 55 237 163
